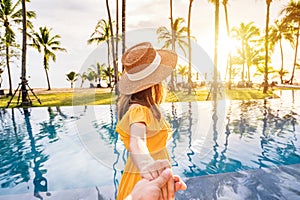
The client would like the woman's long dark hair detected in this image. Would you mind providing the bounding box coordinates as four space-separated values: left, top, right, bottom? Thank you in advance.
117 83 164 121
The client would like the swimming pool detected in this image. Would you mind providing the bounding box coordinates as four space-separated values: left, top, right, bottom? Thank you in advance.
0 90 299 199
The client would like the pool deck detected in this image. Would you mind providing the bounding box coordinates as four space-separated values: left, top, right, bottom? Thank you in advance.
1 164 300 200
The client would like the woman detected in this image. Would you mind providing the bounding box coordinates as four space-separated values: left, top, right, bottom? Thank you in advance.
116 42 182 199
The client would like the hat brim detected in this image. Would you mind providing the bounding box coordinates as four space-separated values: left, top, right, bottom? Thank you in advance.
118 49 177 95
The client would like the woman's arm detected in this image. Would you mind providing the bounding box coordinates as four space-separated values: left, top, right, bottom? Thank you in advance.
129 122 170 180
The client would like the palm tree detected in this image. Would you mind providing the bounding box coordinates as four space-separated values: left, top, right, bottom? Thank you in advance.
209 0 220 100
30 26 66 90
269 20 294 84
262 0 273 93
187 0 194 95
85 68 97 88
177 64 188 87
88 19 113 87
79 72 87 88
280 0 300 85
231 22 260 82
0 0 35 95
157 18 189 56
106 0 118 93
121 0 126 67
0 67 3 88
66 71 78 88
222 0 233 89
90 62 105 88
157 17 189 89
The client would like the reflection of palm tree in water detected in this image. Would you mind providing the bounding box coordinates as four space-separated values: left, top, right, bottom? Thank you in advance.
170 102 181 167
93 104 123 199
23 108 50 199
260 98 299 168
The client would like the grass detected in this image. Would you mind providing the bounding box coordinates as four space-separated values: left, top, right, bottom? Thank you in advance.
0 87 281 108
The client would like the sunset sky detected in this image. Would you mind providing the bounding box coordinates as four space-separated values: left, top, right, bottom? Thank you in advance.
1 0 298 89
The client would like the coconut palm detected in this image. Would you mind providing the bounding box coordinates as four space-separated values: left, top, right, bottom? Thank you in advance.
79 72 87 88
280 0 300 84
88 19 114 87
187 0 194 95
262 0 274 93
222 0 233 89
0 0 35 95
121 0 126 67
177 64 188 87
269 20 294 84
0 67 3 88
157 17 189 90
30 26 66 90
105 0 118 93
66 71 78 88
208 0 220 99
157 18 189 56
231 22 260 82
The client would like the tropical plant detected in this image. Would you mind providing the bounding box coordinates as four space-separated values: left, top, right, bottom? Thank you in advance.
262 0 277 93
85 68 97 88
187 0 194 95
222 0 233 89
105 0 118 93
231 22 260 82
30 26 66 90
79 72 87 88
88 19 114 87
157 17 189 91
208 0 220 99
0 67 3 88
66 71 78 88
0 0 35 95
269 19 294 84
280 0 300 84
177 64 188 87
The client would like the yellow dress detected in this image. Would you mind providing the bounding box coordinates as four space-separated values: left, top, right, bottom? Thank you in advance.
115 105 172 200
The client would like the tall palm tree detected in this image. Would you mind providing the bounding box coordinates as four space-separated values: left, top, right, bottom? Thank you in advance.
231 22 260 82
88 19 113 87
106 0 118 93
187 0 194 95
30 26 66 90
0 0 35 95
222 0 233 89
269 20 294 84
280 0 300 85
66 71 78 88
209 0 220 100
262 0 273 93
157 18 189 89
121 0 126 67
0 67 3 88
157 18 189 55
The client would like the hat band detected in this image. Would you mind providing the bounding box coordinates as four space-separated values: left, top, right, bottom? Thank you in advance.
126 52 161 81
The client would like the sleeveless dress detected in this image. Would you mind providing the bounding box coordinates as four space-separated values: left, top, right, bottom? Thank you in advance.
115 105 172 200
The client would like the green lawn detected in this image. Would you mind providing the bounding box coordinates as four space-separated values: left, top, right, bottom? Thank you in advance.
0 87 281 108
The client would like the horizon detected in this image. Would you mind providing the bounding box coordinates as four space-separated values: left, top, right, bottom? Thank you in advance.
1 0 299 90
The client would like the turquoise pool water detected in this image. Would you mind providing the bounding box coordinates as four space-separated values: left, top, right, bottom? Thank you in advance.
0 90 299 199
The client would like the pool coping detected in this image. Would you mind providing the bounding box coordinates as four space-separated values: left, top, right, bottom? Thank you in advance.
1 164 300 200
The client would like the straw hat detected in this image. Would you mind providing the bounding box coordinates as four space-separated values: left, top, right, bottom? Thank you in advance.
118 42 177 95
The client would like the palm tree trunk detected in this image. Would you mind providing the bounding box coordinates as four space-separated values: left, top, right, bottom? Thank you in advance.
263 1 271 93
21 0 28 105
213 0 220 100
5 45 13 96
106 0 118 94
289 25 299 85
168 0 176 92
187 0 193 95
223 0 232 89
122 0 126 71
106 41 112 87
279 38 284 84
116 0 119 75
44 56 51 90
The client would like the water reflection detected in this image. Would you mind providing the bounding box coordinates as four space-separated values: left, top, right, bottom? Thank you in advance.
23 108 50 199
